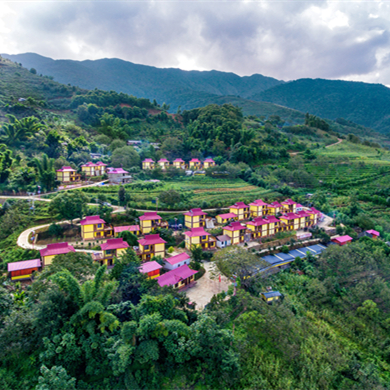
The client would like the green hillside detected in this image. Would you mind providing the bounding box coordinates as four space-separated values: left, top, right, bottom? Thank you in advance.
1 52 282 111
251 78 390 135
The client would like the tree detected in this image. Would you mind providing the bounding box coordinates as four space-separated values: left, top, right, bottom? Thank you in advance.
29 68 37 74
34 153 57 191
50 191 88 224
1 115 45 146
159 189 181 206
111 146 140 170
118 230 138 247
118 185 126 206
0 145 13 184
213 246 268 288
36 365 76 390
190 245 203 262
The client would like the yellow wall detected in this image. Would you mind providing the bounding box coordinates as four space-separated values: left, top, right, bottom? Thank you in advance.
42 255 56 266
140 220 155 234
250 205 263 217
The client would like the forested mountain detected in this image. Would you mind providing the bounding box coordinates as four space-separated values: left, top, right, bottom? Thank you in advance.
1 52 282 112
251 78 390 134
4 53 390 135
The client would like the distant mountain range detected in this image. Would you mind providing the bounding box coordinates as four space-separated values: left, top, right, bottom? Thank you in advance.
2 52 390 134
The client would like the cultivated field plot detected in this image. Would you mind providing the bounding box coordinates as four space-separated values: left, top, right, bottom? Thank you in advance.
72 177 280 210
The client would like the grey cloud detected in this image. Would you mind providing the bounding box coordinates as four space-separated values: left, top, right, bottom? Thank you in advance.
3 1 390 84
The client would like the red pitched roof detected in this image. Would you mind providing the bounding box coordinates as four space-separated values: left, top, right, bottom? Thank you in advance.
366 229 380 237
246 217 269 226
217 212 237 219
164 252 190 265
249 199 267 207
190 158 201 163
183 208 207 217
173 158 185 163
204 158 215 163
80 215 106 226
264 215 279 223
309 207 321 215
158 158 169 163
40 242 75 257
230 201 249 209
296 210 310 218
101 238 129 251
139 261 162 274
282 199 297 206
224 221 246 231
8 259 41 272
114 225 140 233
332 235 353 244
96 161 107 166
107 167 129 174
156 264 197 287
143 158 154 163
280 212 301 220
138 234 167 246
82 162 97 167
267 201 282 208
184 227 210 238
56 166 75 172
139 212 161 221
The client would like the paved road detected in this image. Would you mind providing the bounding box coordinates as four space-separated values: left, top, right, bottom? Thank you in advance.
290 138 343 156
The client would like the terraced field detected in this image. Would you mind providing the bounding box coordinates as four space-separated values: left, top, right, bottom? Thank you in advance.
67 177 281 210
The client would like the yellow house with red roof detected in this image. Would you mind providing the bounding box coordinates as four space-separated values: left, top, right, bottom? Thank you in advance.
80 215 113 240
56 166 81 183
229 202 250 220
40 242 76 267
281 199 297 213
249 199 267 217
139 212 168 234
265 201 283 215
223 221 247 245
142 159 155 170
92 238 129 267
246 217 270 239
137 234 167 261
173 158 185 169
184 227 216 250
184 208 207 228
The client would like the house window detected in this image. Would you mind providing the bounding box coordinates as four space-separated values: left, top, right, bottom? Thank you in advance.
175 283 178 288
145 245 149 250
97 224 102 228
106 250 112 255
202 235 206 240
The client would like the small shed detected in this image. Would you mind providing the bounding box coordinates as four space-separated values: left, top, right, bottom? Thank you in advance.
216 234 231 249
8 259 42 281
331 235 353 246
139 261 162 279
261 291 283 304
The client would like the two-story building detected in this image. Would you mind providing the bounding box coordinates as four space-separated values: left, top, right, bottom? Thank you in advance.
189 158 202 170
139 261 162 279
56 166 81 183
184 227 216 250
249 199 267 217
93 238 129 267
295 210 312 228
142 159 155 170
139 212 168 234
107 167 131 185
80 215 113 240
137 234 167 261
305 207 321 226
229 202 250 220
223 221 247 245
279 213 303 231
203 158 216 169
40 242 76 267
163 252 191 270
281 199 297 213
265 201 283 215
216 212 238 224
184 208 207 228
114 225 141 236
81 161 107 177
263 215 281 236
156 264 197 289
173 158 185 169
158 158 169 170
246 217 270 239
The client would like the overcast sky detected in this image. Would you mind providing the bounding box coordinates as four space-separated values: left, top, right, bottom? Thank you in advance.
1 0 390 84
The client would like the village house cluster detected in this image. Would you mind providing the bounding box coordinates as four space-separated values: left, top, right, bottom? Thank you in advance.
142 158 216 170
56 162 132 185
11 197 362 291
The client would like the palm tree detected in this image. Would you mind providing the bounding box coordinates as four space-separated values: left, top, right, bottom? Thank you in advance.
0 115 45 146
50 266 119 333
34 153 56 191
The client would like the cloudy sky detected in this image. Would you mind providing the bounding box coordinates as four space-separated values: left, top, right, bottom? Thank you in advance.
1 0 390 84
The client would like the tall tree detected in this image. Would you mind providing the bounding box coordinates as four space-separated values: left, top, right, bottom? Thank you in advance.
49 191 88 224
34 153 57 191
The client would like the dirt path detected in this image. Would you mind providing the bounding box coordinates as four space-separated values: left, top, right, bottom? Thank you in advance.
290 138 343 156
185 262 231 310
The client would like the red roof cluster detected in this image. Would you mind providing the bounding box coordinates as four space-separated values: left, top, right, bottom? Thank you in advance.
40 242 75 257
